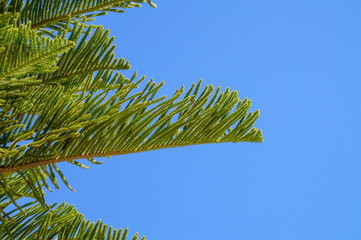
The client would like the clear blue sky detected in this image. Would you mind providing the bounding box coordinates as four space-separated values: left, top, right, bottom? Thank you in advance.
46 1 361 239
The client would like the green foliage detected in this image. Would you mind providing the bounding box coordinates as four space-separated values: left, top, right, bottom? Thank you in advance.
0 0 262 239
1 200 145 240
0 22 74 88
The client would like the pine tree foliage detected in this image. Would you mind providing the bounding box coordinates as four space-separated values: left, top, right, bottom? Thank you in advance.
22 0 156 29
1 199 145 240
0 0 263 239
0 22 74 87
42 22 131 84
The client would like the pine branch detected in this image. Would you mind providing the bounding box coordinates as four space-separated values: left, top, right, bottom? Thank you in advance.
0 23 74 85
0 139 261 173
0 200 146 240
0 2 262 237
21 0 156 29
42 23 130 85
0 75 262 177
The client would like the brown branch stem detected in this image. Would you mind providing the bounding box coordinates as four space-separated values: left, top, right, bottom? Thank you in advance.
0 142 215 173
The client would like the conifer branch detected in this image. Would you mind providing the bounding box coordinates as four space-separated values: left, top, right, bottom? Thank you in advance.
0 141 227 173
42 23 130 84
25 0 155 30
0 200 146 240
0 24 74 83
30 0 128 29
0 1 262 237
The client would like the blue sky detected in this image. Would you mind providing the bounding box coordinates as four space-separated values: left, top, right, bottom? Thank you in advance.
46 1 361 239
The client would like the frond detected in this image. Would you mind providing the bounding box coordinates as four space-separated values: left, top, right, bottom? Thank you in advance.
20 0 157 29
0 200 146 240
0 22 74 89
0 171 49 216
1 1 23 15
0 1 262 237
43 22 130 85
0 13 12 53
0 72 262 176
